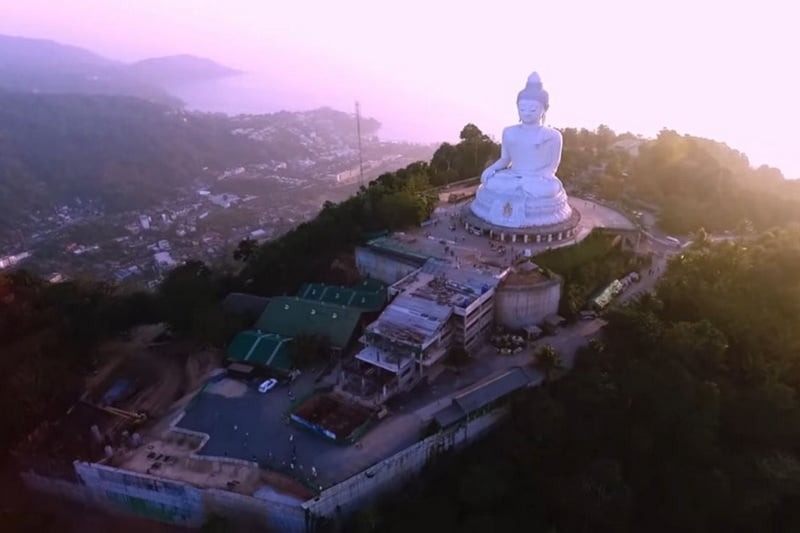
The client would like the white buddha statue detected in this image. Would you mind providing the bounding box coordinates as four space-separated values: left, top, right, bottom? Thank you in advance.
470 72 573 228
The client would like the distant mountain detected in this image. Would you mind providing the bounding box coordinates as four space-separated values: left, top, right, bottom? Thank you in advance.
0 34 112 70
0 34 180 105
0 35 241 106
128 55 242 85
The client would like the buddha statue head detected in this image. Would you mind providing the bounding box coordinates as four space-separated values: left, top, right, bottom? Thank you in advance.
517 72 549 125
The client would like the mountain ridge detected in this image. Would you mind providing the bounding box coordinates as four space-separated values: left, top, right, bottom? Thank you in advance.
0 34 240 104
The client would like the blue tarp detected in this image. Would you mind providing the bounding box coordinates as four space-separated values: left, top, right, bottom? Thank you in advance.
101 378 131 406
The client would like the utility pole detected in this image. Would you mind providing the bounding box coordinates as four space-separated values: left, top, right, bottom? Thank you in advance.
355 101 365 188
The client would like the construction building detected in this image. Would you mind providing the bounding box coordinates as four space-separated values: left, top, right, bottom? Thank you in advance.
337 259 507 406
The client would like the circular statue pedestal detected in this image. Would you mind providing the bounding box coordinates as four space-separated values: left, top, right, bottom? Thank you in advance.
461 204 581 244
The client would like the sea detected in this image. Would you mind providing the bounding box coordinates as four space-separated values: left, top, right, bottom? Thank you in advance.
165 73 493 145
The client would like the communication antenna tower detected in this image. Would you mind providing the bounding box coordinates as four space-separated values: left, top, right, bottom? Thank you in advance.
355 101 365 188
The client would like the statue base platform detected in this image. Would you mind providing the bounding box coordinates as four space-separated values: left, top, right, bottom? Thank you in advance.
461 204 581 244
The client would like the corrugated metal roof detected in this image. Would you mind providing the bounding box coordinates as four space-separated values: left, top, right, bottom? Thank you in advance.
356 278 386 293
367 293 452 346
420 259 502 293
452 367 533 413
389 259 503 310
255 297 363 348
226 330 293 371
297 283 386 312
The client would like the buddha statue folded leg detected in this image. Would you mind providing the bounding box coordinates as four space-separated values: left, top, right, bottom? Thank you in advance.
520 176 565 199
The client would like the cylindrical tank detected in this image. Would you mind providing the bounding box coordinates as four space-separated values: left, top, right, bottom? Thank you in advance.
495 268 562 329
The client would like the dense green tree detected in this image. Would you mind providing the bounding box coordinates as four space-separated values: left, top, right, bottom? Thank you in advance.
232 238 258 262
534 344 563 382
357 231 800 532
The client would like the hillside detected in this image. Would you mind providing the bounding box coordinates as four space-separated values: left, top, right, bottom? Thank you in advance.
0 34 180 105
0 35 242 106
0 93 381 237
628 131 800 232
128 55 242 85
0 34 112 70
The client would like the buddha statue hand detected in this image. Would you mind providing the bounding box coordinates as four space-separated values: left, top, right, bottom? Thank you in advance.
480 167 496 185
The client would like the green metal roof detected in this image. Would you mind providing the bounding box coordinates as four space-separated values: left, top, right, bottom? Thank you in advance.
356 277 386 293
255 297 363 348
297 283 386 312
226 330 293 371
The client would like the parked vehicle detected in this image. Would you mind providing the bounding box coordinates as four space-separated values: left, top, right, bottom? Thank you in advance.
258 378 278 393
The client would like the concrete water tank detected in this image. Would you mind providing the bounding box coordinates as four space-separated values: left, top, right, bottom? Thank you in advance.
495 268 562 329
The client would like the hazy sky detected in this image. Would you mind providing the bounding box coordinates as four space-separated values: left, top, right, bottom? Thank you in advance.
3 0 799 177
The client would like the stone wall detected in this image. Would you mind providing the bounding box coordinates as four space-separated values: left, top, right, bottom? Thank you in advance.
494 277 562 329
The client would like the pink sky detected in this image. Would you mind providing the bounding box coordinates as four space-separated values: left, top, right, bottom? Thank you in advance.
2 0 798 177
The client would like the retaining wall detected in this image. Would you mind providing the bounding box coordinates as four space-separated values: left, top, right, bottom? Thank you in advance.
74 462 206 527
302 406 507 525
354 247 424 285
21 404 510 532
205 488 307 532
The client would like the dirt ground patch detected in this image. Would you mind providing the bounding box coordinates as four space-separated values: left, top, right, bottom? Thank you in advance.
87 324 222 422
205 378 248 398
293 394 373 440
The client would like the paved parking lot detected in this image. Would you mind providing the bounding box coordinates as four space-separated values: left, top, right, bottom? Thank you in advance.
399 196 637 270
177 371 423 489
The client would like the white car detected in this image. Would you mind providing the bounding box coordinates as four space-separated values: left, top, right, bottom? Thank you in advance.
258 378 278 394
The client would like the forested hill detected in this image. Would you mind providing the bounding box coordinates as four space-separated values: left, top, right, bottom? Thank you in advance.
629 130 800 232
0 35 180 106
128 55 243 85
555 126 799 234
0 92 265 230
0 35 243 106
0 92 378 236
351 229 800 533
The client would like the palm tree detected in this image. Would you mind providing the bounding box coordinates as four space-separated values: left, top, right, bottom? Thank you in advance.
534 344 563 383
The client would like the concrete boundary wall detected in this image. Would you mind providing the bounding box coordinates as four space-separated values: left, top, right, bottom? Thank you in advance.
74 461 206 527
22 400 511 532
205 488 307 532
302 406 508 524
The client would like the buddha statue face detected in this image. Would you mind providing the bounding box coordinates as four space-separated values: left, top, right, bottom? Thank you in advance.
518 99 545 125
